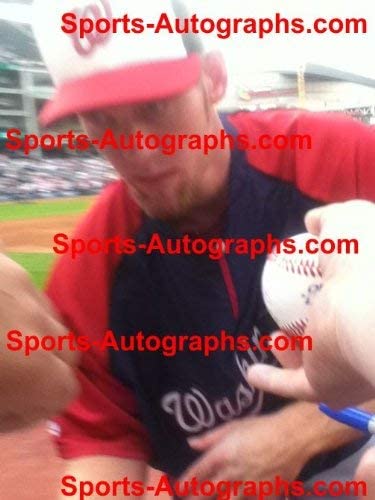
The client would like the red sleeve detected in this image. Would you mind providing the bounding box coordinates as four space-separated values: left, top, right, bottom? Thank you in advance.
45 180 151 461
228 109 375 202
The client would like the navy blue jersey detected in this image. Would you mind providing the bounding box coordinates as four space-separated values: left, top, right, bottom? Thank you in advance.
47 109 375 480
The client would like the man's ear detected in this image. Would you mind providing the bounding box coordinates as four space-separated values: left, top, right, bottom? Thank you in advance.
201 51 228 104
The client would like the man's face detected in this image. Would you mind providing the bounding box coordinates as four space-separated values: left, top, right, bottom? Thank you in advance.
80 82 224 221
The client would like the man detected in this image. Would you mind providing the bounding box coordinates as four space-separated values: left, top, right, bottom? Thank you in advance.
32 0 375 498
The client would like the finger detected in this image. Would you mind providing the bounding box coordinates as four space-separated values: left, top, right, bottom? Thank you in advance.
355 447 375 499
304 206 326 236
246 364 318 401
188 421 238 450
304 204 342 237
305 204 341 236
269 331 303 369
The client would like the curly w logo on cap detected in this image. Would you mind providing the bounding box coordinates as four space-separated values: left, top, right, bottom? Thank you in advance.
67 0 113 56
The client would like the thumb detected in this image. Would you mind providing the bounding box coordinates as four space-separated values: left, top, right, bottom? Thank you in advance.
247 364 318 401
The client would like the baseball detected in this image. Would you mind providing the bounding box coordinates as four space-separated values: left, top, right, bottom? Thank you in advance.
261 232 323 336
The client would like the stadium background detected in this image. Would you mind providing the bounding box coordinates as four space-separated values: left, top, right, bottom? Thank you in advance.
1 0 375 498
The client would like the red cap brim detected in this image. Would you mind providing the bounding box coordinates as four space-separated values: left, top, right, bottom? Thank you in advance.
40 54 201 126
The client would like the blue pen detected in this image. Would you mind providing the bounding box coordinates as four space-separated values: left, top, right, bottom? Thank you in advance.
319 404 375 434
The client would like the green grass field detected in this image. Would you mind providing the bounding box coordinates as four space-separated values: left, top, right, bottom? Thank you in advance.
1 196 94 288
9 253 56 289
0 196 95 222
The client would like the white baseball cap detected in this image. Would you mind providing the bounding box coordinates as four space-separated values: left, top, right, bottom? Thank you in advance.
32 0 203 126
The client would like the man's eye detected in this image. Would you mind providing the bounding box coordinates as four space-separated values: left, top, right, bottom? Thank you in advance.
82 112 108 128
139 101 167 116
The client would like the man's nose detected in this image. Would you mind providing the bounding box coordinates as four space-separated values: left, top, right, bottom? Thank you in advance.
112 124 163 161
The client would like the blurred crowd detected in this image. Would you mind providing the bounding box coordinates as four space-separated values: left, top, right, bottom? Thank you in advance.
0 153 118 202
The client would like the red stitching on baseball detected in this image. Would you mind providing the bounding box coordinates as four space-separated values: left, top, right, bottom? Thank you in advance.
282 317 308 335
269 253 322 278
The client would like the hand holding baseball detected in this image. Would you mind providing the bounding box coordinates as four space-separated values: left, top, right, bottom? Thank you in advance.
0 252 79 431
247 200 375 407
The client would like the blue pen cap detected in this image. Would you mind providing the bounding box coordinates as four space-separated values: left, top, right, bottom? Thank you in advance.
319 403 373 433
